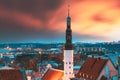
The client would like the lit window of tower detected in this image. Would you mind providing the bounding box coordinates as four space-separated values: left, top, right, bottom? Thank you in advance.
63 1 74 80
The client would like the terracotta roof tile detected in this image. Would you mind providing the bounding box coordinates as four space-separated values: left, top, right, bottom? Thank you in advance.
0 69 24 80
42 68 64 80
76 57 108 80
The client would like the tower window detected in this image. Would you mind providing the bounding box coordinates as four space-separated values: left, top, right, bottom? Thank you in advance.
69 62 71 64
69 66 71 69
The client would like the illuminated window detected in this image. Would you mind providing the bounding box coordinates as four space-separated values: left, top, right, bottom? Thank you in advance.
83 74 84 77
80 73 81 76
86 75 88 78
91 76 92 79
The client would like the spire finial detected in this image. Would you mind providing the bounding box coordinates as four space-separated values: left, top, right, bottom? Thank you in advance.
68 0 70 17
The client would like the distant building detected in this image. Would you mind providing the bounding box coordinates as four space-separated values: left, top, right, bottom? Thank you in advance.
0 66 27 80
77 47 106 55
75 57 118 80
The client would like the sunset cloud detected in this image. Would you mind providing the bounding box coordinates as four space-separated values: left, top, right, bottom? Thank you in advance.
0 0 120 43
70 0 120 41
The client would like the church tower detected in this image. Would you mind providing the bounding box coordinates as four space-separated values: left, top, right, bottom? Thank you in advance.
63 2 74 80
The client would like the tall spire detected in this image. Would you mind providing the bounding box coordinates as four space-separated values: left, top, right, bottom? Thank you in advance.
65 0 72 50
68 0 70 17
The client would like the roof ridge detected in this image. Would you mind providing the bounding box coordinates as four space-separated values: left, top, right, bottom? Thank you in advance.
50 68 64 72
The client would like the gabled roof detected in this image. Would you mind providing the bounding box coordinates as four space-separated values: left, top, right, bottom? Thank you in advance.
76 57 108 80
0 67 25 80
42 68 64 80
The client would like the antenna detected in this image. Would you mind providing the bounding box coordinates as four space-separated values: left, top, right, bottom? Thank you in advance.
68 0 70 17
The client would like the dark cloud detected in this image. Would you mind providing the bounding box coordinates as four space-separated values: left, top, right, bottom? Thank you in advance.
0 16 102 43
0 0 64 21
0 0 63 11
0 0 66 43
0 17 62 42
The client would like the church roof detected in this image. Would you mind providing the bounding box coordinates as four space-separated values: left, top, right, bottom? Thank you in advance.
75 57 108 80
42 68 64 80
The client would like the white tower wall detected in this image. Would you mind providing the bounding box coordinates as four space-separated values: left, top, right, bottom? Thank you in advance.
64 50 73 80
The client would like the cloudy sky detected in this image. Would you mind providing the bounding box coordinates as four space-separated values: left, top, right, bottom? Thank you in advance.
0 0 120 43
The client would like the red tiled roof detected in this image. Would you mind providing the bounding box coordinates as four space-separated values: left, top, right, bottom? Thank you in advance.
42 68 64 80
35 71 41 77
76 57 108 80
0 69 24 80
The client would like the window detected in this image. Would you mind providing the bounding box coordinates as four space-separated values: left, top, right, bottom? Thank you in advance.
80 73 81 76
69 66 71 69
90 76 92 79
83 74 85 77
69 62 71 64
65 72 67 74
86 75 88 78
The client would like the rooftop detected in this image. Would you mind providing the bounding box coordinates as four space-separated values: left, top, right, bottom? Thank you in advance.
0 69 24 80
42 68 64 80
76 57 108 80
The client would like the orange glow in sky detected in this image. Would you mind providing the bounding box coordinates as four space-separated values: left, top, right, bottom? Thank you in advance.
0 0 120 42
57 0 120 41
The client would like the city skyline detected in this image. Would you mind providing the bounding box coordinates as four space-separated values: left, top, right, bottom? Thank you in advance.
0 0 120 43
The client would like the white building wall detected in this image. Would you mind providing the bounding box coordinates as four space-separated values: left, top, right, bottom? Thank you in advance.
97 66 105 80
107 60 118 78
97 60 118 80
64 50 74 80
